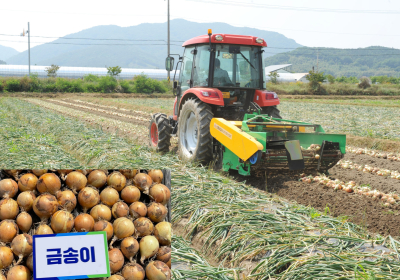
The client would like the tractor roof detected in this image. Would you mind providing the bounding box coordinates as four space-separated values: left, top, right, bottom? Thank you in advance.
182 34 268 47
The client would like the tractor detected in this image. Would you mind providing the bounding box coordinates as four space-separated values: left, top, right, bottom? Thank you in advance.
149 30 346 175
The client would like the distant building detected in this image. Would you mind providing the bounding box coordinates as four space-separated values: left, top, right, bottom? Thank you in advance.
265 64 309 83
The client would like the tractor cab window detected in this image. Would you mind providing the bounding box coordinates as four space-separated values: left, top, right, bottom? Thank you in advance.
179 46 195 92
193 45 210 87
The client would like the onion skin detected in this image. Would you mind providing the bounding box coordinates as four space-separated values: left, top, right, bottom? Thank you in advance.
121 185 141 204
134 217 154 237
34 224 53 235
94 220 113 240
0 179 18 199
16 212 32 233
111 201 129 218
119 169 138 179
129 202 147 219
108 248 124 274
37 173 61 195
156 246 171 267
33 194 58 221
78 187 100 212
100 187 119 207
11 234 33 262
120 236 139 261
7 265 31 280
56 190 77 212
16 191 36 212
87 170 107 189
139 235 159 264
0 198 19 220
134 173 153 195
18 174 38 192
0 220 18 243
149 184 171 206
154 222 171 246
122 263 145 280
5 170 20 181
74 213 95 232
112 217 135 239
147 202 168 223
90 204 112 221
107 172 127 192
145 261 171 280
51 210 74 233
31 169 48 177
65 171 87 193
57 169 73 180
26 254 33 271
148 170 163 184
0 246 13 269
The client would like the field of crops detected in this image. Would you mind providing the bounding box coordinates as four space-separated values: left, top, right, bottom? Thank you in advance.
3 95 400 279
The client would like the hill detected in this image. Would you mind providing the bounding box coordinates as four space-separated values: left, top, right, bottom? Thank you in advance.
6 19 301 69
0 60 6 65
0 45 19 61
264 46 400 77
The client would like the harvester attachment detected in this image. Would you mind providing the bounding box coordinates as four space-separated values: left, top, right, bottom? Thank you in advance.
210 113 346 176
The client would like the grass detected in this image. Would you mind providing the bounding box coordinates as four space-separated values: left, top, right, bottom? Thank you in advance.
280 97 400 108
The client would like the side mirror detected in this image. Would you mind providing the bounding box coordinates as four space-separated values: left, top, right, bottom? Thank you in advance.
173 81 178 89
165 57 175 71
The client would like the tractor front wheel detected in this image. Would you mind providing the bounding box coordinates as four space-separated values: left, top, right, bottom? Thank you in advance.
178 98 213 163
149 113 171 152
262 105 282 119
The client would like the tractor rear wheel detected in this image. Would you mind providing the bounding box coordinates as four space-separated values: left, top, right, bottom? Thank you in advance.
262 105 282 119
178 98 213 163
149 113 171 152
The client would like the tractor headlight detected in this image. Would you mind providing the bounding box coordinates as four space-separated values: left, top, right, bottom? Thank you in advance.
255 38 264 44
215 35 223 41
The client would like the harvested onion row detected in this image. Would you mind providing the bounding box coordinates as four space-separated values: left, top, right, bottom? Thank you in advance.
346 146 400 161
337 159 400 180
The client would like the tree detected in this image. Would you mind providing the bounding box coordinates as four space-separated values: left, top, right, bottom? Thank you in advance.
326 74 335 84
107 66 122 77
268 72 279 84
306 70 326 94
45 64 60 77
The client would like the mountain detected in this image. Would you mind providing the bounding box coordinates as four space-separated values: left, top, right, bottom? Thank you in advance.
0 45 19 61
264 46 400 77
0 60 6 65
6 19 302 68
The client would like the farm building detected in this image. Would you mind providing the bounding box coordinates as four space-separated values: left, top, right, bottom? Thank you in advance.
265 64 309 83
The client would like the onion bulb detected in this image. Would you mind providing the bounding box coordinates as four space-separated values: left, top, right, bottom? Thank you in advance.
0 198 19 220
65 171 87 193
31 169 48 177
315 154 320 159
147 202 168 223
139 235 159 264
134 173 152 195
120 237 139 261
17 191 36 212
56 190 77 212
57 169 73 180
34 224 53 235
0 246 13 269
78 187 100 212
37 173 61 195
5 170 20 181
108 248 124 274
121 185 141 204
145 261 171 280
110 217 135 248
0 220 18 243
154 222 171 246
0 179 18 199
149 184 170 205
111 201 129 218
87 170 107 189
17 174 38 192
51 210 74 233
90 204 112 221
122 263 145 280
33 194 58 221
134 217 154 237
74 213 94 232
16 212 32 233
94 220 113 241
107 172 126 192
119 169 138 179
6 265 31 280
148 170 163 184
129 202 147 219
107 276 124 280
11 234 32 264
157 246 171 268
26 255 33 271
100 187 119 207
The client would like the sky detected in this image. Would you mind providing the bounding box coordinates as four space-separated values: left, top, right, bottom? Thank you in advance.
0 0 399 52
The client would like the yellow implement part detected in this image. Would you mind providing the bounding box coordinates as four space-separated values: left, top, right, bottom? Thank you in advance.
229 121 306 132
210 118 263 161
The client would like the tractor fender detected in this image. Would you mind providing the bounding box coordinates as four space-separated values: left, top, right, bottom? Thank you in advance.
253 90 280 107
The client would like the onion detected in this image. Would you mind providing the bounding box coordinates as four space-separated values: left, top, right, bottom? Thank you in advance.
90 204 112 221
134 217 154 237
119 169 138 179
74 213 94 232
0 246 13 269
121 185 141 204
57 169 73 180
0 198 19 220
0 220 18 243
65 171 87 193
149 184 170 205
0 179 18 199
147 202 168 223
16 191 36 212
145 261 171 280
315 154 320 159
108 248 124 274
16 212 32 233
31 169 48 177
111 201 129 218
129 202 147 219
76 169 90 176
33 194 58 221
100 187 119 207
11 234 32 264
26 254 33 271
107 172 127 192
87 170 107 189
37 173 61 195
34 224 53 235
139 235 159 264
56 190 77 212
5 170 20 181
148 170 163 184
110 217 135 248
94 220 113 241
154 222 171 246
107 276 124 280
78 187 100 212
120 236 139 261
17 174 38 192
51 210 74 233
6 265 31 280
134 173 152 195
122 263 145 280
157 246 171 268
